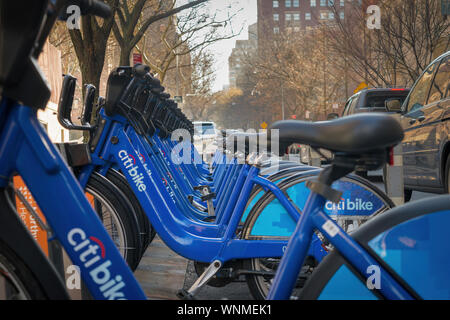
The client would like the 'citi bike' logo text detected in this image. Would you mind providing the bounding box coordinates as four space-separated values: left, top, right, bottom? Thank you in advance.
119 150 147 192
326 198 374 211
67 228 127 300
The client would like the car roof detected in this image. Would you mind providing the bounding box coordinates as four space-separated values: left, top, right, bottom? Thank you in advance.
348 87 410 100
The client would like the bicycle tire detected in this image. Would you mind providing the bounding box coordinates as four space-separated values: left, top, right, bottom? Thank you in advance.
0 189 69 300
105 169 155 254
299 195 450 300
86 173 142 271
242 172 394 300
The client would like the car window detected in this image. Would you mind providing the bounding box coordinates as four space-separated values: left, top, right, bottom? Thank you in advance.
348 95 359 114
365 92 409 111
405 62 438 114
366 95 389 110
427 56 450 104
342 98 353 116
195 123 215 135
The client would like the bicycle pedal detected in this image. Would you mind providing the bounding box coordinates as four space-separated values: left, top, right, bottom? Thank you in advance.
177 289 196 300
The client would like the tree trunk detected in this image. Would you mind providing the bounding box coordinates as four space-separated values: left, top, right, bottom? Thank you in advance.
120 46 132 66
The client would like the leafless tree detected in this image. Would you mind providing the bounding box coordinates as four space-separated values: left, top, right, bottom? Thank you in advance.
68 0 119 96
240 24 347 121
112 0 211 66
326 0 449 87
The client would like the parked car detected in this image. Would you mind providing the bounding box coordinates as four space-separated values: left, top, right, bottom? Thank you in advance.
334 87 410 179
397 51 450 201
193 121 218 160
193 121 217 140
341 87 411 117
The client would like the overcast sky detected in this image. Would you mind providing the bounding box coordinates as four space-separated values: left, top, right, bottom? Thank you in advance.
207 0 257 91
178 0 258 92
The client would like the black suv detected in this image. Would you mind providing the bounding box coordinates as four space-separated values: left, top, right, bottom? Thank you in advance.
341 87 410 117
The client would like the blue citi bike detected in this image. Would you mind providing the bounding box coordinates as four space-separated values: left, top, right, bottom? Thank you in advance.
0 0 449 300
55 63 396 299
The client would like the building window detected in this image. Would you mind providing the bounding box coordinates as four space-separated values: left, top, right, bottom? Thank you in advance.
273 0 279 8
340 0 344 6
293 13 300 21
339 11 344 19
286 13 292 21
320 0 326 6
293 0 299 7
329 12 334 19
305 12 311 20
311 0 316 7
274 13 279 21
274 27 280 34
320 11 328 19
328 0 334 6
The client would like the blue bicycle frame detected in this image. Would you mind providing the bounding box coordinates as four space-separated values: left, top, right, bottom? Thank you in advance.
0 99 147 300
77 107 393 269
77 111 292 263
267 190 415 300
0 99 415 300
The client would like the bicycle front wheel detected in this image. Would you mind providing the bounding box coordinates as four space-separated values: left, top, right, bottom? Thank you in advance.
0 239 50 299
86 173 142 271
0 189 69 300
242 172 394 300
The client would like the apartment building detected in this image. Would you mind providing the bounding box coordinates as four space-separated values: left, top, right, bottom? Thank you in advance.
257 0 348 39
228 23 258 90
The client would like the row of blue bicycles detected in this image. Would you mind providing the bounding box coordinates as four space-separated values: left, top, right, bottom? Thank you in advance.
0 0 449 300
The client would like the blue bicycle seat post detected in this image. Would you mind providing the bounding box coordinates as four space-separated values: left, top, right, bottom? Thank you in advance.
267 192 326 300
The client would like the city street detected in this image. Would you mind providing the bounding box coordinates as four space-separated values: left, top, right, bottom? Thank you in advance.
0 0 448 303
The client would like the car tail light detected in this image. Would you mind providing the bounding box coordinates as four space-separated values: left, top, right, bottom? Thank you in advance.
388 147 394 166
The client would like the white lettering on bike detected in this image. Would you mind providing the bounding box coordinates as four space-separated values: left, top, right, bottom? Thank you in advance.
118 150 147 192
67 228 127 300
325 198 374 211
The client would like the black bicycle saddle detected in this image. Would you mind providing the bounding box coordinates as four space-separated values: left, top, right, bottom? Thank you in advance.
269 113 404 154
